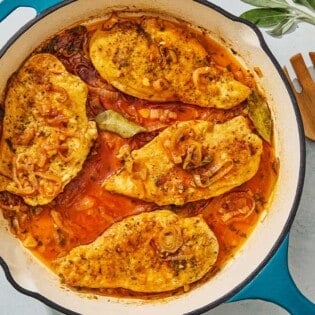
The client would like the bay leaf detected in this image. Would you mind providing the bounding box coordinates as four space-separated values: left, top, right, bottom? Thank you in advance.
95 110 146 138
247 91 273 143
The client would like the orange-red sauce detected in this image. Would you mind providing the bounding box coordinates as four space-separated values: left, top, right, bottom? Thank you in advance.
0 15 278 298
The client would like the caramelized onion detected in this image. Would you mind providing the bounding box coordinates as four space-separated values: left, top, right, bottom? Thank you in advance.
51 210 64 229
159 46 178 66
193 160 233 188
35 172 62 198
46 114 69 127
22 233 38 248
192 66 217 90
52 85 68 103
155 225 183 254
152 78 169 91
10 182 36 196
15 153 34 172
217 191 256 223
12 160 38 196
50 210 73 241
74 195 96 211
167 126 195 164
15 127 35 146
182 142 202 170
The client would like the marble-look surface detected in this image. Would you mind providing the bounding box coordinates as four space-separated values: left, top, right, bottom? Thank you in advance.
0 1 314 314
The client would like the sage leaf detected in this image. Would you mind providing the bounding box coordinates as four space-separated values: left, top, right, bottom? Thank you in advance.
293 0 315 10
267 17 296 35
240 0 315 36
95 110 146 138
240 8 290 27
247 91 273 143
241 0 289 8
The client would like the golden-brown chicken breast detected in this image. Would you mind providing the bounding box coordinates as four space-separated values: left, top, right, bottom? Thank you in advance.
103 116 262 205
53 210 219 292
89 17 251 109
0 53 97 206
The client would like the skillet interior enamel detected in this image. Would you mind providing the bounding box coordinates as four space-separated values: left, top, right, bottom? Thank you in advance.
0 0 305 314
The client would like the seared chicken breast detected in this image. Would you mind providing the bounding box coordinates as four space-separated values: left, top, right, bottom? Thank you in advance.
89 17 250 109
53 210 219 292
0 54 97 206
103 116 262 205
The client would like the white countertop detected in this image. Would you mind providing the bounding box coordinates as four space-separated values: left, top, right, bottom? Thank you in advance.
0 1 314 314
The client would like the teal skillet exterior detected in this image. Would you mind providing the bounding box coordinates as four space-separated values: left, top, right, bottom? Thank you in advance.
0 0 63 21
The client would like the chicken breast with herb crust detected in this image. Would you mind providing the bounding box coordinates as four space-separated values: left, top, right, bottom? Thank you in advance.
0 53 97 206
103 116 262 206
53 210 219 292
89 17 251 109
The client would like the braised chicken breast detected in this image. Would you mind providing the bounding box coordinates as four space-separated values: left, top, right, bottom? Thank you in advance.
53 210 219 292
103 116 262 205
0 54 97 206
89 17 251 109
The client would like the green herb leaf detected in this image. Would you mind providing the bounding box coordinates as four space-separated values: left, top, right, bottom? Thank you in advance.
247 91 273 143
95 110 146 138
240 0 315 36
240 8 290 27
293 0 315 10
241 0 289 8
267 17 296 35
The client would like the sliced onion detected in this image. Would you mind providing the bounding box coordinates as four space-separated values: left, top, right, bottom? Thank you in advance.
149 108 160 119
22 233 38 248
74 196 96 211
172 155 183 164
35 171 62 197
182 142 202 170
193 160 234 188
217 191 256 223
192 66 218 90
152 78 169 91
155 225 183 254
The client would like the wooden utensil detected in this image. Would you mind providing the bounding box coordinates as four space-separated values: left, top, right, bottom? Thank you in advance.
283 52 315 141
